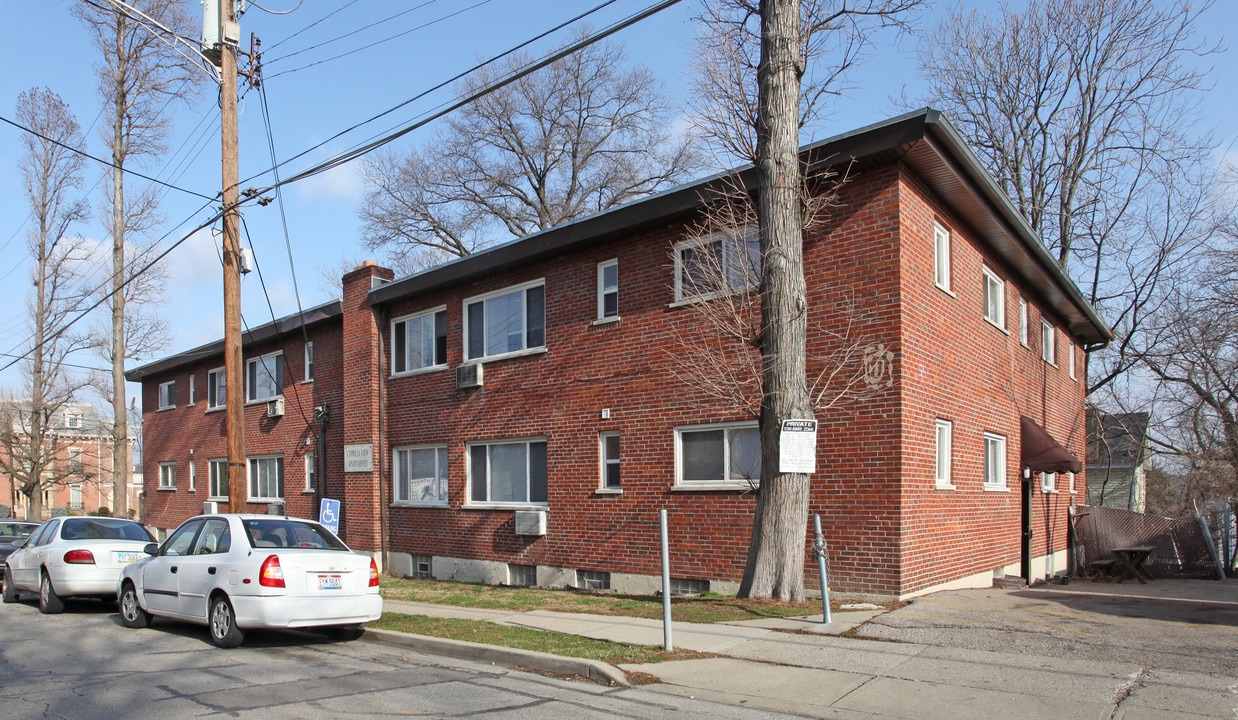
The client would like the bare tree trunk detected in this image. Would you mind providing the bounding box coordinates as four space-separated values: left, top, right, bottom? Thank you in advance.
739 0 813 602
111 128 128 518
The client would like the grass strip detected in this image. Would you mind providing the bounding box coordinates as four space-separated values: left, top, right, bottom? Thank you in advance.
370 612 710 666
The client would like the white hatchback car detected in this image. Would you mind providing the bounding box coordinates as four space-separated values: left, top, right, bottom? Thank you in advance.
3 516 155 613
118 514 382 647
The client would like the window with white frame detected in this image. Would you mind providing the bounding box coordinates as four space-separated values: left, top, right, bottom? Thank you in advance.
983 433 1007 489
304 452 315 492
68 447 82 474
159 462 176 489
394 446 448 504
982 266 1005 329
158 381 176 410
1068 472 1076 493
597 259 618 320
393 308 447 374
1041 319 1056 365
188 460 196 492
304 342 314 382
1068 342 1076 380
935 420 953 488
70 483 83 510
188 374 196 405
64 410 82 429
1041 471 1057 492
674 227 760 302
209 459 228 499
207 367 226 409
468 439 547 505
464 282 545 361
933 221 951 291
248 456 284 501
600 432 620 489
246 351 284 402
676 422 761 486
1019 300 1029 347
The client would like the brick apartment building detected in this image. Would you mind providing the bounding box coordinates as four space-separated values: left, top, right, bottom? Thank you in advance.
128 109 1110 599
0 402 138 520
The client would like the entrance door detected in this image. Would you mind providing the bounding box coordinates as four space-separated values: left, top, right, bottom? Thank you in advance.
1021 471 1032 583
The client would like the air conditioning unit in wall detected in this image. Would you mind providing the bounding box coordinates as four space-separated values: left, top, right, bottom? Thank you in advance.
456 363 484 389
203 501 219 514
266 398 285 417
514 510 546 536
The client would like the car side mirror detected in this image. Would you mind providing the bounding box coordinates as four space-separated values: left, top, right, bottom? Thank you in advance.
143 542 159 556
12 538 26 549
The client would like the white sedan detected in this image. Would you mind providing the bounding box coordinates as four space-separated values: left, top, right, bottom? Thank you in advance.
3 516 155 613
118 514 382 648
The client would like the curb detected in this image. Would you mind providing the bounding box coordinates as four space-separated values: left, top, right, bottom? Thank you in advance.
359 628 631 687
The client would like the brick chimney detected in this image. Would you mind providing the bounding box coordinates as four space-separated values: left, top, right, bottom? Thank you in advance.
339 261 394 553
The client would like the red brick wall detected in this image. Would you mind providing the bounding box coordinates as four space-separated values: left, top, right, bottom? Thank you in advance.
139 320 344 533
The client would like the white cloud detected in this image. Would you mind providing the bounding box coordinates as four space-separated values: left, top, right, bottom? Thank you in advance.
293 163 365 202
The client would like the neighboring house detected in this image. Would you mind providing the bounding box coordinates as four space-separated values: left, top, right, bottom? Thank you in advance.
0 401 138 519
128 109 1109 599
1086 410 1150 512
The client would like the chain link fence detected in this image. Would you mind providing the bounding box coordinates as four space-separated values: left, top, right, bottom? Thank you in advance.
1072 504 1220 579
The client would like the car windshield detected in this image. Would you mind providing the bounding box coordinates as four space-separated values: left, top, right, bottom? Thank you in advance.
60 518 153 542
243 519 348 551
0 522 37 540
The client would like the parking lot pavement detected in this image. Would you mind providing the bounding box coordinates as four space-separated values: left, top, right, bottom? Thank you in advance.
853 578 1238 677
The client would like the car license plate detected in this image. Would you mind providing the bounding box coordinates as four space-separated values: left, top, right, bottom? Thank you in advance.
115 552 142 564
317 574 342 591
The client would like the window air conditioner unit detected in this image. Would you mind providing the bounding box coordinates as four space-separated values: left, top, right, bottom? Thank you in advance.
514 510 546 536
457 363 484 389
266 398 285 417
203 501 219 514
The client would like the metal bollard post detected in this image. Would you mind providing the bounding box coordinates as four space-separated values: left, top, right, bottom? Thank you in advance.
814 514 832 624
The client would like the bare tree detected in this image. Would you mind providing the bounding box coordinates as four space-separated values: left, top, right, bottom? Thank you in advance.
359 37 700 269
916 0 1221 396
73 0 200 518
689 0 923 164
0 89 96 520
689 0 921 601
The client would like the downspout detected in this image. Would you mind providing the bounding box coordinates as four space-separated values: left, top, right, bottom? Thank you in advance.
376 304 389 574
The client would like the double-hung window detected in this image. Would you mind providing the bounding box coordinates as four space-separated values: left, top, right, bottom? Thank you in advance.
982 267 1005 329
935 420 953 489
1019 300 1029 346
394 446 448 504
207 367 226 409
158 381 176 410
983 433 1007 490
209 459 228 500
304 342 315 382
393 308 447 374
597 260 619 320
188 374 196 405
674 227 760 302
468 438 547 505
68 447 83 474
676 422 761 487
1041 472 1057 493
1068 342 1076 380
933 221 951 291
1041 320 1056 365
600 432 620 490
246 351 284 402
70 484 83 510
304 452 316 493
464 281 545 361
248 456 284 501
159 462 176 489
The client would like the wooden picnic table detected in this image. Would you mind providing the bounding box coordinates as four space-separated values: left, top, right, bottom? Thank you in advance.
1111 545 1155 583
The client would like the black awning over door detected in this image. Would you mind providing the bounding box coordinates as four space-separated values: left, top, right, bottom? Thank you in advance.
1020 415 1083 474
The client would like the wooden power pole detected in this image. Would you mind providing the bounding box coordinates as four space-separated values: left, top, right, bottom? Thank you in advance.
215 0 246 510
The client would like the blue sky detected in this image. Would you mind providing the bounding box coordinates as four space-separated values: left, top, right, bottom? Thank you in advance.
0 0 1234 409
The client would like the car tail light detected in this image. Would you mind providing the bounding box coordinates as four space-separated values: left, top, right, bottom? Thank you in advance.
369 558 380 587
64 549 96 564
259 554 285 588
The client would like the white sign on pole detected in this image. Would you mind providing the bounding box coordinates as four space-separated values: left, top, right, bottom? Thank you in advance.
343 444 373 473
780 419 818 474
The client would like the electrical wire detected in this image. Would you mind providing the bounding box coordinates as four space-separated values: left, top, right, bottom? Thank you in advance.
261 0 360 53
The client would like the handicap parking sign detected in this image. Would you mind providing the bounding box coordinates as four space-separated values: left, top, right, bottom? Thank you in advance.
319 498 340 536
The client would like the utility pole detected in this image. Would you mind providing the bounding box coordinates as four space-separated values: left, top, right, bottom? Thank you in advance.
205 0 247 510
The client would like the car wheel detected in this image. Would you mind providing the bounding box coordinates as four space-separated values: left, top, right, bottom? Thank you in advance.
39 572 65 614
208 595 244 648
323 624 365 642
118 582 151 629
2 566 17 603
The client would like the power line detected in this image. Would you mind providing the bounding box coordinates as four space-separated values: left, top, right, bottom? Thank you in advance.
0 115 216 202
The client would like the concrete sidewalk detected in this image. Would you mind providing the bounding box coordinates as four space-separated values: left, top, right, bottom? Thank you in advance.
371 587 1237 720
